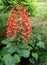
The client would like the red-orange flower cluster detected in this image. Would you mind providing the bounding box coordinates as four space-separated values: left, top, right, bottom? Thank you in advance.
7 4 31 43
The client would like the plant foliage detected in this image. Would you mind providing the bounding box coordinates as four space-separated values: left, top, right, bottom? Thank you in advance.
0 0 37 16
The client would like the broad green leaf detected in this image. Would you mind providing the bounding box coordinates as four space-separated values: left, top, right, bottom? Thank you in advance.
37 35 42 41
23 50 30 58
29 58 35 64
3 54 15 65
17 43 27 49
1 40 11 44
26 45 32 50
29 40 33 45
32 53 38 60
1 44 18 55
37 41 45 48
6 44 18 54
17 50 30 58
13 54 20 63
29 40 35 47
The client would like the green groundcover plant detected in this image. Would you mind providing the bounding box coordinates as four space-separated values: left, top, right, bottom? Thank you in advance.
29 33 47 64
0 30 46 65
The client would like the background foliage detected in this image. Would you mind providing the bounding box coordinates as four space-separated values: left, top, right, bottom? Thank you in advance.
0 0 37 16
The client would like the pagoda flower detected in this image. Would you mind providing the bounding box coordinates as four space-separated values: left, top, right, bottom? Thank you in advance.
6 4 31 43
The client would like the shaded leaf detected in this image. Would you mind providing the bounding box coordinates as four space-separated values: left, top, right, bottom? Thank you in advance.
32 53 38 60
7 45 18 54
17 49 30 58
37 41 45 48
29 58 35 64
37 35 42 41
1 40 11 44
17 43 27 49
13 54 20 63
3 54 15 65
